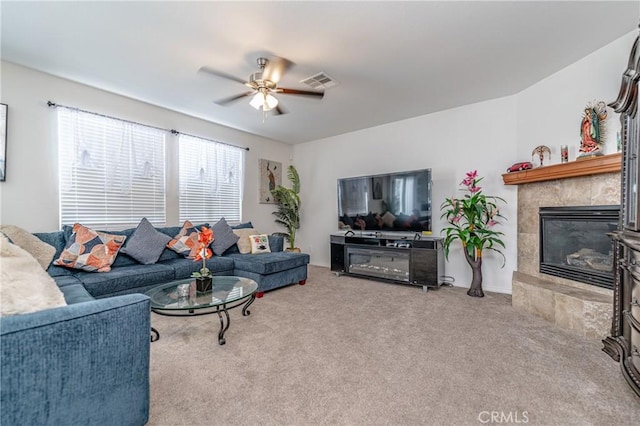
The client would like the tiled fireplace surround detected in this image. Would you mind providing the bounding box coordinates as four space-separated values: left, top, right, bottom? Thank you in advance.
512 171 619 340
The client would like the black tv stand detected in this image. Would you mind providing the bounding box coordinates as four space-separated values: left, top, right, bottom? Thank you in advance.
330 231 445 290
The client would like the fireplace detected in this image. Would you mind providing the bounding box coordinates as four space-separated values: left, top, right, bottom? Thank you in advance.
539 205 619 290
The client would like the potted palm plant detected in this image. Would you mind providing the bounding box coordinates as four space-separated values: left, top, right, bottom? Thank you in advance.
440 170 506 297
271 165 301 252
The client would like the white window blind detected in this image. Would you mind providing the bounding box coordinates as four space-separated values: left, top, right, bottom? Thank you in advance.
178 134 244 224
58 108 166 230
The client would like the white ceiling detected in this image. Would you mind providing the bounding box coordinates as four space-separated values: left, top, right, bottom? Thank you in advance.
1 1 638 144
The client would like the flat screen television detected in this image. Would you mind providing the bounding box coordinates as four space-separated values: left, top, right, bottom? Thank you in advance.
337 169 432 232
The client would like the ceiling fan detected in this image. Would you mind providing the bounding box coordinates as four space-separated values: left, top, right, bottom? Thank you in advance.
199 56 324 115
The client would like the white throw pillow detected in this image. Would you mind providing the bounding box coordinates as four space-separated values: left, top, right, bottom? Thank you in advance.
0 224 56 270
0 234 67 317
232 228 255 254
249 234 271 254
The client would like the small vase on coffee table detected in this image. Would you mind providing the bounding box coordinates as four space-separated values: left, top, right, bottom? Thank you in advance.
196 277 212 292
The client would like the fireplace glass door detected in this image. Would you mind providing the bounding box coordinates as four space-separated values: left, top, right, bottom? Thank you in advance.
539 206 619 289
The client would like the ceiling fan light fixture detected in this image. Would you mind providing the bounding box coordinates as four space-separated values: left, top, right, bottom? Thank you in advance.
204 55 322 116
264 93 279 111
250 91 279 111
250 92 264 110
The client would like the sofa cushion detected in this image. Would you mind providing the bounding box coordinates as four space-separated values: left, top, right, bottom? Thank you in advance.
156 224 188 238
221 243 240 256
34 231 76 277
0 235 67 317
228 252 310 275
120 218 172 264
162 257 235 280
74 263 175 298
231 222 253 229
54 224 126 272
0 225 56 270
234 265 308 293
210 218 240 256
33 230 66 254
59 283 95 304
268 235 284 253
52 275 85 288
249 234 271 254
46 265 74 277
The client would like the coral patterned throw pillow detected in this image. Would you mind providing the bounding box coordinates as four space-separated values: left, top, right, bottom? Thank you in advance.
53 223 126 272
166 220 202 259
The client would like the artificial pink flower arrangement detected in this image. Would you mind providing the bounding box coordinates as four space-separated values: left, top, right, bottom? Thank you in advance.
440 170 506 297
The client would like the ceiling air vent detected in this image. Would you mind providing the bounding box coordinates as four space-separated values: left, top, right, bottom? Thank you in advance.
300 72 338 89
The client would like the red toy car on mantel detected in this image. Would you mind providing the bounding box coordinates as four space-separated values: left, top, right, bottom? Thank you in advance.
506 162 533 173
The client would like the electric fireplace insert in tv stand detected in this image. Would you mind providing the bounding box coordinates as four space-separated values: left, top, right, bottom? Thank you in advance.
330 231 445 290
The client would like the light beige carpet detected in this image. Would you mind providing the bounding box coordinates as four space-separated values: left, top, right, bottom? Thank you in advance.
148 265 640 425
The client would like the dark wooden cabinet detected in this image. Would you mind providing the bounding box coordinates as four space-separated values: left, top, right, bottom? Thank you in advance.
330 234 346 273
602 28 640 398
410 241 445 287
330 232 444 289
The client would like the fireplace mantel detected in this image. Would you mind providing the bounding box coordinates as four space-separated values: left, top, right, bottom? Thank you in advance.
502 153 622 185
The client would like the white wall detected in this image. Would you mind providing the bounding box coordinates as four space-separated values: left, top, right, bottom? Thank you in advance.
516 31 637 162
293 31 637 295
0 61 292 233
293 96 519 294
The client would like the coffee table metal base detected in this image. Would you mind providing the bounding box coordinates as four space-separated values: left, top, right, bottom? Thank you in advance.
152 294 256 345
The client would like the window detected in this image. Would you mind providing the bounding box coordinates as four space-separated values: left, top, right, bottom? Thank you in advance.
178 134 244 224
392 175 415 214
338 177 369 216
58 108 166 229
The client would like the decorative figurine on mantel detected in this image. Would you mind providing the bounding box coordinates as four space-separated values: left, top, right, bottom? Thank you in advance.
531 145 551 167
578 100 607 159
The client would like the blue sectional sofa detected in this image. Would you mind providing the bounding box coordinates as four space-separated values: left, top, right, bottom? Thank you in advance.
1 293 151 425
0 224 309 425
35 224 310 301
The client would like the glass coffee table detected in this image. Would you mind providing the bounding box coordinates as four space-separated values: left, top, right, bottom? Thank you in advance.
146 276 258 345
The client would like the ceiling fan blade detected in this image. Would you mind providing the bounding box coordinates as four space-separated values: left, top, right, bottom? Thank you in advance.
199 66 247 85
273 104 287 115
276 88 324 98
262 57 293 84
213 91 255 106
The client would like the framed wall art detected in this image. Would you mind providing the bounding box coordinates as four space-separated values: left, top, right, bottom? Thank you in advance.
259 158 282 203
372 176 383 200
0 103 6 181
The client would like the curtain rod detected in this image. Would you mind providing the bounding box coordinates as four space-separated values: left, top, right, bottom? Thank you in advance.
170 129 249 151
47 101 249 151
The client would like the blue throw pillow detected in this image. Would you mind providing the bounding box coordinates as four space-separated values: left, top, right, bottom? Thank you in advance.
210 218 240 256
120 218 172 264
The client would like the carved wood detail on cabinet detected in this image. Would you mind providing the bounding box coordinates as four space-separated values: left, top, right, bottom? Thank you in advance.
602 27 640 399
